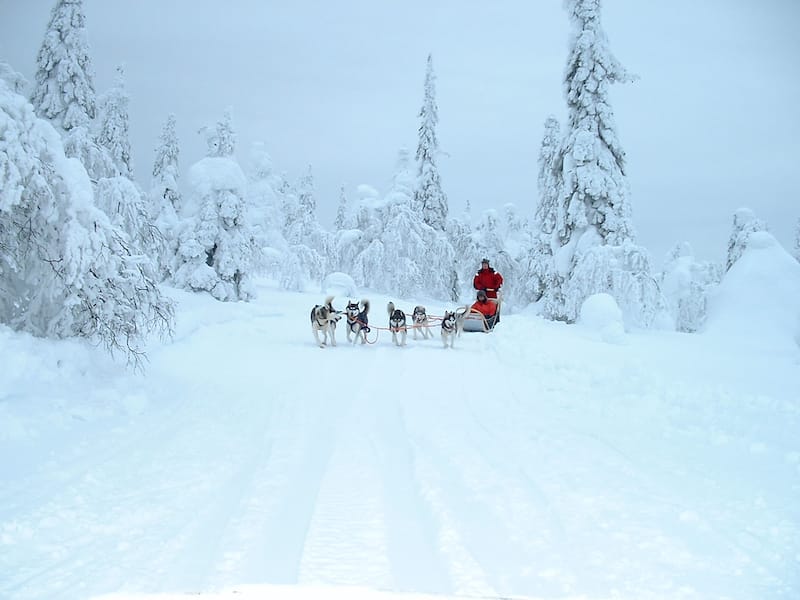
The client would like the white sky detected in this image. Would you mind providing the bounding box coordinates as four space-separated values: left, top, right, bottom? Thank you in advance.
1 0 798 263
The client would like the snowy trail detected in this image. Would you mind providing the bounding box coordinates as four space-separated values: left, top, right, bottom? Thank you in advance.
1 285 799 600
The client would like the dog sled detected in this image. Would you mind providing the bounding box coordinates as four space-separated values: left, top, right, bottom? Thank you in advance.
461 293 501 333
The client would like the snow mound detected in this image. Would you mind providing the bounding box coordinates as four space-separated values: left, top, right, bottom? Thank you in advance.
322 272 358 298
704 232 800 351
578 292 626 344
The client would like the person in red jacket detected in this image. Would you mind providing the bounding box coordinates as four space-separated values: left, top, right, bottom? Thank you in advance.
470 289 498 330
473 258 503 299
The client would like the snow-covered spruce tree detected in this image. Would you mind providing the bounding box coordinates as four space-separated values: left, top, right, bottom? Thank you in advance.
150 113 182 278
659 242 723 332
525 116 561 305
334 186 347 231
414 53 449 232
0 79 173 365
31 0 95 132
245 141 294 281
380 148 428 297
173 109 255 301
93 66 159 270
30 0 111 180
726 207 767 271
96 65 133 178
282 165 330 287
335 185 377 286
548 0 659 327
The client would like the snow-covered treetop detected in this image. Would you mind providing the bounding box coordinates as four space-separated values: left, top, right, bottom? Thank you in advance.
31 0 96 131
200 107 236 158
297 165 316 212
0 60 28 94
152 113 179 186
96 65 133 177
414 53 448 231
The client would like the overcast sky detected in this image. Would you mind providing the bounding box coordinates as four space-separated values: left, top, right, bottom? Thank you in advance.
1 0 798 262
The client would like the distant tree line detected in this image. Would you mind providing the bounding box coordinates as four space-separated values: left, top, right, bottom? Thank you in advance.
1 0 795 364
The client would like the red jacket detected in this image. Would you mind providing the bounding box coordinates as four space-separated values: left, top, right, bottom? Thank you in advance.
470 298 497 317
473 268 503 299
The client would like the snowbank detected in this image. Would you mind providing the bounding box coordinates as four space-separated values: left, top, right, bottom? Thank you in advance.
704 232 800 352
321 271 358 297
577 292 626 344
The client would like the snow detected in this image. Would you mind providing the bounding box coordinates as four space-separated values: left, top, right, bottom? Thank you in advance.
577 292 626 344
1 272 799 600
705 231 800 352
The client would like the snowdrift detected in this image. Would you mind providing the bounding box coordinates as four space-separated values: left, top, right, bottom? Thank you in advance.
704 232 800 352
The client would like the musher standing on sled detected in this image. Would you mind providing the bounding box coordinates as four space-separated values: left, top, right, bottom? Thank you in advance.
472 258 503 326
473 258 503 299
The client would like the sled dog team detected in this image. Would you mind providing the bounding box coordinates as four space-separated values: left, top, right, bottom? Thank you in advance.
310 296 467 349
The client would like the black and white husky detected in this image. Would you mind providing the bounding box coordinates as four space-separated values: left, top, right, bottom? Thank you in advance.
412 305 432 340
346 299 370 344
440 308 466 349
310 296 341 348
387 302 407 347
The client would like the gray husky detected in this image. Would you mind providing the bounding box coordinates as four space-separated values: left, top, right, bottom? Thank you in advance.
387 302 408 347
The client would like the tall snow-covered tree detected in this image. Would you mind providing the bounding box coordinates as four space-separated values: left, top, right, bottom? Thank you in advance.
334 185 349 231
174 110 254 301
96 65 133 178
380 149 427 297
150 114 181 279
1 79 173 365
245 141 296 282
283 165 330 286
31 0 96 131
525 116 561 303
30 0 112 180
152 114 181 213
414 53 448 231
545 0 658 326
726 207 767 271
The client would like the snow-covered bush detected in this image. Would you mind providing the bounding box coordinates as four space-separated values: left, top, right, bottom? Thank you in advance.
174 156 254 301
1 79 173 365
659 242 723 332
563 241 662 328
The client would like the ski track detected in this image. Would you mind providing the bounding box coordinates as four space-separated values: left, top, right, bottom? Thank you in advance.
2 289 799 600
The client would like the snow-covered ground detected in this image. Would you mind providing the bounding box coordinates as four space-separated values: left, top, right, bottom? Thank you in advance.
1 243 799 600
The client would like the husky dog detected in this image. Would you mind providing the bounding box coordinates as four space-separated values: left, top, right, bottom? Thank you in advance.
387 302 408 347
412 305 432 340
441 310 459 348
346 299 371 344
310 296 341 348
441 307 467 348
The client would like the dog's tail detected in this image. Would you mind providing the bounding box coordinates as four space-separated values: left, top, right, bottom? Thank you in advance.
387 301 395 317
324 295 335 309
361 299 370 314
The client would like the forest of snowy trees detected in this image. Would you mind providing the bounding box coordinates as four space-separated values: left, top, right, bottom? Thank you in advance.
1 0 798 363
